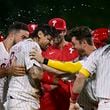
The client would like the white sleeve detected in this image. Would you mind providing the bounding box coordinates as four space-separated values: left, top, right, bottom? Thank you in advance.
24 42 42 70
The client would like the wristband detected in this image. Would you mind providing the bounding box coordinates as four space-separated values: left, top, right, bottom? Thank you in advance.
43 58 48 65
70 84 79 103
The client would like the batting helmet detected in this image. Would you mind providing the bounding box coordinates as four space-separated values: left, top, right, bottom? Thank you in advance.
48 18 66 31
92 28 109 48
28 23 38 34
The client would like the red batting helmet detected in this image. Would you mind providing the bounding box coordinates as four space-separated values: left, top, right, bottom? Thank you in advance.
48 18 66 31
92 28 109 48
28 23 38 34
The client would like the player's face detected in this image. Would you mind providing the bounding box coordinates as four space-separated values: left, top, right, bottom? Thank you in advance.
14 30 29 43
53 35 63 46
72 37 86 56
37 31 52 50
58 30 67 37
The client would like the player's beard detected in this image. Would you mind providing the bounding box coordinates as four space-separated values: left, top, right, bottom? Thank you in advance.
13 40 16 45
78 48 86 57
53 36 63 46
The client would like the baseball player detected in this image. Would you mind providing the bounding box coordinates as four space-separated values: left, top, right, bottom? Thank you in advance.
6 38 42 110
0 22 29 110
38 18 79 110
70 28 110 110
30 26 98 110
6 24 59 110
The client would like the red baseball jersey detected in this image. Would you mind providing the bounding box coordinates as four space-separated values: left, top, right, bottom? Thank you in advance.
42 42 79 61
40 42 79 110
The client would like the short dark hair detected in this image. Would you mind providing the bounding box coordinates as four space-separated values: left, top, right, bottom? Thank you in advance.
31 24 58 38
8 21 29 33
69 26 92 45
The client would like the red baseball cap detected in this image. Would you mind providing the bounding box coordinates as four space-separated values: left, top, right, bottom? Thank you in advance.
48 18 66 31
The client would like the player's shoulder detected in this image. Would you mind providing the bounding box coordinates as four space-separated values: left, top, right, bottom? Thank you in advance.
23 38 41 52
10 38 33 52
66 42 73 46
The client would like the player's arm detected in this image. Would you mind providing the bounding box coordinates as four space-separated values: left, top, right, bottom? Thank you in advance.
28 65 43 80
42 64 66 75
29 51 82 73
27 65 62 88
0 65 26 77
43 59 82 73
27 64 43 89
70 67 90 103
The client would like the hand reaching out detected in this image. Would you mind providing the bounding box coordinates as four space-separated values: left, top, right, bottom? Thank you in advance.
29 48 44 63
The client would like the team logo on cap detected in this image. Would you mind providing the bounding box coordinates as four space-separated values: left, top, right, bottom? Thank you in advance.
52 20 57 27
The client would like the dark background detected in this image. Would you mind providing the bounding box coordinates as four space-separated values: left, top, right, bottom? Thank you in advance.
0 0 110 34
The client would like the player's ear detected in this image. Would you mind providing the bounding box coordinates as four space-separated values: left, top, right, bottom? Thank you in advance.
81 40 88 48
82 39 87 45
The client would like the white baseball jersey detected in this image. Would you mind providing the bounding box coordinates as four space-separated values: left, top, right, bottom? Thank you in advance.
0 42 9 102
79 57 97 102
7 38 42 109
83 44 110 99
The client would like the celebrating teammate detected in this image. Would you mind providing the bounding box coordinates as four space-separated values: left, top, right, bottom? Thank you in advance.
0 22 29 110
30 26 98 110
70 28 110 110
6 24 60 110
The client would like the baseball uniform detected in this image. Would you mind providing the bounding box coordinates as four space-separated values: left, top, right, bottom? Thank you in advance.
40 42 79 110
6 38 42 110
81 45 110 110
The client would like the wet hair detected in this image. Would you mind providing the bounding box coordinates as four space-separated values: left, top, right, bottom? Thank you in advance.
8 21 29 33
69 26 92 45
31 24 58 38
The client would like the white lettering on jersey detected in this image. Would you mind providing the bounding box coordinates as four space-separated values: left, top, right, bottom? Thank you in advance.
69 48 74 54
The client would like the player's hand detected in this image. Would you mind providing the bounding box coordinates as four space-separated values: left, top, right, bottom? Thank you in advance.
8 57 26 76
69 102 81 110
8 65 26 76
29 48 44 63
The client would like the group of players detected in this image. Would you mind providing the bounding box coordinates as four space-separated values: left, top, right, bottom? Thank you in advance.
0 17 110 110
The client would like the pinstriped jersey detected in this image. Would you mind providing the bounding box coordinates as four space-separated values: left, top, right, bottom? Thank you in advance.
7 38 41 108
83 44 110 99
79 57 97 102
0 42 9 102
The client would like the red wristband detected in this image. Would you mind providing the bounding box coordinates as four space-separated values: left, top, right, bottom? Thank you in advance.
70 84 79 103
